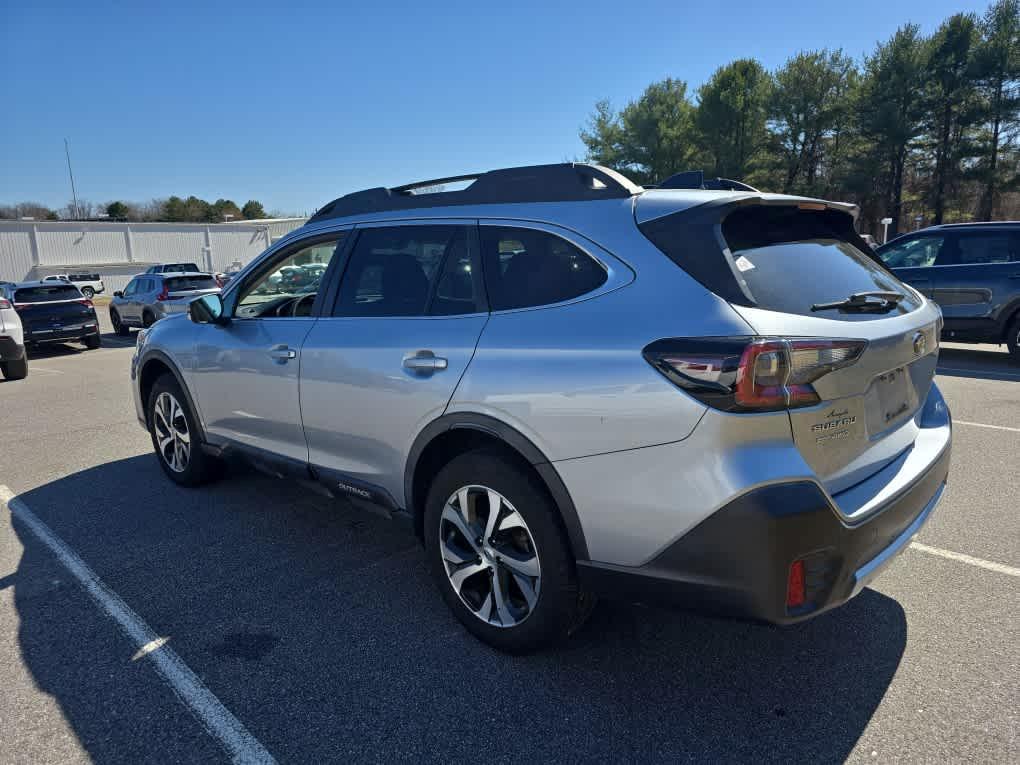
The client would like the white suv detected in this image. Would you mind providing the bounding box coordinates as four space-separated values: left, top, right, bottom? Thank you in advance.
42 273 106 299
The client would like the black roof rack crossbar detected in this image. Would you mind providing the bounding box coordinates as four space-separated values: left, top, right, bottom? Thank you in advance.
657 170 759 193
307 163 642 223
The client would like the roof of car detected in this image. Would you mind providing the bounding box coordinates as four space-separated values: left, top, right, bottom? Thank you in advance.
923 221 1019 230
9 280 82 289
289 163 861 252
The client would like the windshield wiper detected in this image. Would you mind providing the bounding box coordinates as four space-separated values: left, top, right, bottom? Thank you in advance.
811 291 906 313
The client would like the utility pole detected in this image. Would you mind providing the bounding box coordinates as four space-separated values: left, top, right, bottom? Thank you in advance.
64 138 80 219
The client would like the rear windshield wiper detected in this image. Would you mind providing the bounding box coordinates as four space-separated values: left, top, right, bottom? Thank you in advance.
811 291 906 313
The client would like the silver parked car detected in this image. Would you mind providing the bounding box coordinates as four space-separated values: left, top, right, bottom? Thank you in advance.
110 272 220 334
130 163 951 653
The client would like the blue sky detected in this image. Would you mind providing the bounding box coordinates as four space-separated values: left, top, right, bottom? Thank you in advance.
0 0 992 215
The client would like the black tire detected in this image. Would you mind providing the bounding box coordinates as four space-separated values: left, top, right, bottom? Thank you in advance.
1007 315 1020 363
147 373 221 487
111 309 130 336
83 333 101 350
142 311 155 328
423 449 590 653
1 352 28 381
80 286 94 299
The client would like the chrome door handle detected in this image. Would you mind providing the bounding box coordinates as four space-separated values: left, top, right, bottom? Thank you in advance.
269 345 297 362
403 351 448 373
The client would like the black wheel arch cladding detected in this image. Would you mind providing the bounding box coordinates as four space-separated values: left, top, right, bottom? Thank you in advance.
405 413 590 561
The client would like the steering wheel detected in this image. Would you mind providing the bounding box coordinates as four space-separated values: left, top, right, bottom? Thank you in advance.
289 293 316 317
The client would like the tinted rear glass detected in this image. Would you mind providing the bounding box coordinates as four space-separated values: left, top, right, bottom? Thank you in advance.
164 263 200 273
14 285 81 302
643 205 919 320
166 276 217 291
726 208 920 318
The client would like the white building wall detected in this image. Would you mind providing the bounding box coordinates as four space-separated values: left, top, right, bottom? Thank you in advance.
0 218 306 284
36 226 129 266
130 226 209 267
0 226 34 281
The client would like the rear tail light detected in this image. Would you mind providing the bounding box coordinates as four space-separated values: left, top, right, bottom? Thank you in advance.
643 337 866 412
77 298 94 308
156 285 170 301
0 298 10 309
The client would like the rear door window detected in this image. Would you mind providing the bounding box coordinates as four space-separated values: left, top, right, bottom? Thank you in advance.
479 226 607 310
954 232 1016 264
14 285 81 303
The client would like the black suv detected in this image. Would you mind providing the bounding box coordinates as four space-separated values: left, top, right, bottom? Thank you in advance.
1 281 102 351
876 222 1020 360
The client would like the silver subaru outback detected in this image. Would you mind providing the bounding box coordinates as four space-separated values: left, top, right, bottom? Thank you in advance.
130 164 951 653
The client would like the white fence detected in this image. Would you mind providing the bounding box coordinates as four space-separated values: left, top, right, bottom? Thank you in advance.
0 218 306 292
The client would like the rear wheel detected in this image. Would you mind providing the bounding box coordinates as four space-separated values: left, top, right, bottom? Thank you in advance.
83 333 101 350
1007 315 1020 363
147 374 221 486
0 352 28 381
80 286 95 299
111 309 130 336
424 449 591 653
142 311 155 328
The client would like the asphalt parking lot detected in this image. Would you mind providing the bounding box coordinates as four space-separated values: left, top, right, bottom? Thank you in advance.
1 319 1017 764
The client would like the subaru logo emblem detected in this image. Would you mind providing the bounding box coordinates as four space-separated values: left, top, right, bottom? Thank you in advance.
912 331 927 356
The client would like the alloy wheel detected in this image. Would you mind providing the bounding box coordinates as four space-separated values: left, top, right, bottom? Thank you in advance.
439 485 541 628
153 391 190 473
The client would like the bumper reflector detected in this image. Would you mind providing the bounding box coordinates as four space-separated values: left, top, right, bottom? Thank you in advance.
786 559 806 609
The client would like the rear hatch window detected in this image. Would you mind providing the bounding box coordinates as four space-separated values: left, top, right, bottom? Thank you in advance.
14 285 81 303
166 276 217 292
641 205 921 321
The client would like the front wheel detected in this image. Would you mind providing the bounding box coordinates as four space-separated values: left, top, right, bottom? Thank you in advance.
424 449 591 653
147 374 221 486
111 309 130 336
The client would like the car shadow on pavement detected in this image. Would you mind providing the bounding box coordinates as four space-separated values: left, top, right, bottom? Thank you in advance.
10 455 907 763
937 346 1019 381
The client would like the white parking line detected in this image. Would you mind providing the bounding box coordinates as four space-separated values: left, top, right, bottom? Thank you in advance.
0 485 276 765
910 541 1020 577
953 420 1020 433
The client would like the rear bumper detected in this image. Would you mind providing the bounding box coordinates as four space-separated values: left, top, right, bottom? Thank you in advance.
24 321 99 345
577 387 952 625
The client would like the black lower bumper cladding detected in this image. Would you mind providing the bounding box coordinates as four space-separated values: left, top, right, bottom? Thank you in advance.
578 445 950 625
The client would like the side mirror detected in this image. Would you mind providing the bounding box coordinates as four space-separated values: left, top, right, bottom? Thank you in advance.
189 293 227 325
113 290 123 298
